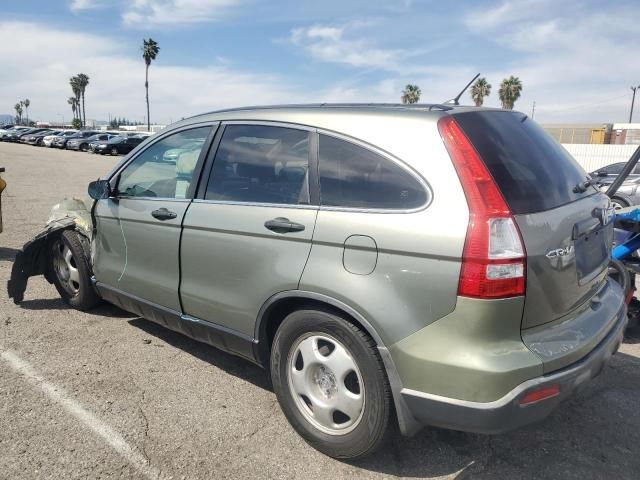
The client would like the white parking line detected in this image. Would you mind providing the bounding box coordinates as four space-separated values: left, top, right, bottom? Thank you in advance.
1 350 165 480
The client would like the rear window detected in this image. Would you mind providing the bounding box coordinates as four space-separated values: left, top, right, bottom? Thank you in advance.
454 111 592 214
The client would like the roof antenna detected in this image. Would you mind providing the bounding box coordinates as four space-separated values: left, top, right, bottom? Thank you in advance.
444 73 480 106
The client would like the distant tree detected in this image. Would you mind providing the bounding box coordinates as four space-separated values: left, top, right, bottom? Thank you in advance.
14 102 23 124
67 97 78 123
401 84 421 104
70 76 82 125
498 76 523 110
71 118 82 129
142 38 160 132
23 98 30 124
76 73 90 128
470 78 491 107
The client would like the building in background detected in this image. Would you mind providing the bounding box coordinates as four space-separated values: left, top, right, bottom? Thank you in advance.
542 123 640 145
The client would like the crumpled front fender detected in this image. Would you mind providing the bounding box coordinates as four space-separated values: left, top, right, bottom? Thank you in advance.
7 198 94 304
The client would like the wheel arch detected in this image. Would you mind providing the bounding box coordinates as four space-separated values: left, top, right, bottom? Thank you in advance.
254 290 422 436
611 193 632 208
254 291 385 366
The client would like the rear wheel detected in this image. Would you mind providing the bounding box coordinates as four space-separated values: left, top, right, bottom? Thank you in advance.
50 230 101 311
80 143 88 152
270 309 392 459
111 147 118 156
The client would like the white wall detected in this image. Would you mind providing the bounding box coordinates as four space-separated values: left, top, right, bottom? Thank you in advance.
562 144 639 172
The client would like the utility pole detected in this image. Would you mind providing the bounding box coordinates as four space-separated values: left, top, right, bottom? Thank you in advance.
531 101 536 119
630 85 639 123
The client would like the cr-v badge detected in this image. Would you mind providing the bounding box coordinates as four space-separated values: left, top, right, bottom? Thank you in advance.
546 245 574 259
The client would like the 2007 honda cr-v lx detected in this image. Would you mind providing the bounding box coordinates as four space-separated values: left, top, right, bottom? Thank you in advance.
9 104 627 459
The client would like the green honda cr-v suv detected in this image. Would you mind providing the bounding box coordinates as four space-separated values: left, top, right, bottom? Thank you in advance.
9 104 626 459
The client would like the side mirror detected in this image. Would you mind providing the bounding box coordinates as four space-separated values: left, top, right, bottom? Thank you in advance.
88 179 112 200
597 171 608 177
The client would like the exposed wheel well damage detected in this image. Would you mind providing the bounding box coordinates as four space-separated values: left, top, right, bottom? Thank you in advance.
7 198 93 304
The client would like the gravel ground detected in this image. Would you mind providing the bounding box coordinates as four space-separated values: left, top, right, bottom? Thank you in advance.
1 141 639 480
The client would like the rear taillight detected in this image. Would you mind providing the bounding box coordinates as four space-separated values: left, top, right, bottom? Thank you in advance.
438 116 526 299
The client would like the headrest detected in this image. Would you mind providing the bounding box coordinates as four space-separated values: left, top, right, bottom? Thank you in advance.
176 150 200 178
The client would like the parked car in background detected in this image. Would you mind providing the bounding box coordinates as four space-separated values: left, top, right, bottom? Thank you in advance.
10 105 626 460
0 126 30 141
30 130 65 146
53 130 99 149
0 124 15 133
44 130 77 147
24 130 54 145
68 133 116 152
94 135 145 155
18 128 50 143
162 139 205 162
5 128 39 143
597 177 640 209
590 162 640 184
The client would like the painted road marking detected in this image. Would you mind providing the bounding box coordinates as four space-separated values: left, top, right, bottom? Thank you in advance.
1 350 165 480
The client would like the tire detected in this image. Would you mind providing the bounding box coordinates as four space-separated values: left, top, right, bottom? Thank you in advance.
111 147 118 156
80 143 88 152
612 197 630 210
270 309 392 459
50 230 101 311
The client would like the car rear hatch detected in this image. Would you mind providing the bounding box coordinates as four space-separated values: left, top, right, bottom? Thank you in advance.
452 110 622 369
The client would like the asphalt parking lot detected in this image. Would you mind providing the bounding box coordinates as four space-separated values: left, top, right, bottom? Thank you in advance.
1 141 640 480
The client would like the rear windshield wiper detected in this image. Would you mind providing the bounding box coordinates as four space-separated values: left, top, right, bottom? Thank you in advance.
573 178 595 194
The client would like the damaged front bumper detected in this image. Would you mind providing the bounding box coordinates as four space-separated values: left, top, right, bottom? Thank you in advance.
7 198 93 304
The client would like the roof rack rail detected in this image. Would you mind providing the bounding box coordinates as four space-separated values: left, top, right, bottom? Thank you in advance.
189 103 454 119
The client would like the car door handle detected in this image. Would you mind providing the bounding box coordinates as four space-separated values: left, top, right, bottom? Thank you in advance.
151 208 177 221
264 217 305 234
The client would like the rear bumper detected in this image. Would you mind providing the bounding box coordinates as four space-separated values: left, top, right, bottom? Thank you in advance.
401 304 627 434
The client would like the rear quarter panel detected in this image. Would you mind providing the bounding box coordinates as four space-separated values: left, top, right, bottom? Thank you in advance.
300 117 469 345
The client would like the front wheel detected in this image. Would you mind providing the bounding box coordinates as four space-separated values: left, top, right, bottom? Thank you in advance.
50 230 101 311
270 309 392 459
111 148 119 156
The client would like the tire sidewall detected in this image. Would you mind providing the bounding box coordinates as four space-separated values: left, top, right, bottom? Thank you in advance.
50 230 100 311
271 309 390 458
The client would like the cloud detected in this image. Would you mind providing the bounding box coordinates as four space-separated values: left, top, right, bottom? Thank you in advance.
286 2 639 122
288 21 422 72
122 0 242 27
463 0 555 31
460 1 640 121
69 0 105 12
0 21 308 124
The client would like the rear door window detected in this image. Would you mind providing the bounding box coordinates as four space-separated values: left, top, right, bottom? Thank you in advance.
454 111 593 214
318 134 426 210
205 124 311 205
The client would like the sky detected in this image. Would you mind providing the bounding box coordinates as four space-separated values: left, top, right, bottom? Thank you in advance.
0 0 639 125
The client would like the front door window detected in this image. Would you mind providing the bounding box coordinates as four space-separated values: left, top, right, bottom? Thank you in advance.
117 127 212 199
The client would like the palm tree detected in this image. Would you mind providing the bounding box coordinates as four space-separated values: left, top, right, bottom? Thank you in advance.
14 102 23 124
23 98 30 124
498 76 523 110
68 97 78 123
70 76 82 125
76 73 90 128
142 38 160 132
401 84 421 104
470 78 491 107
